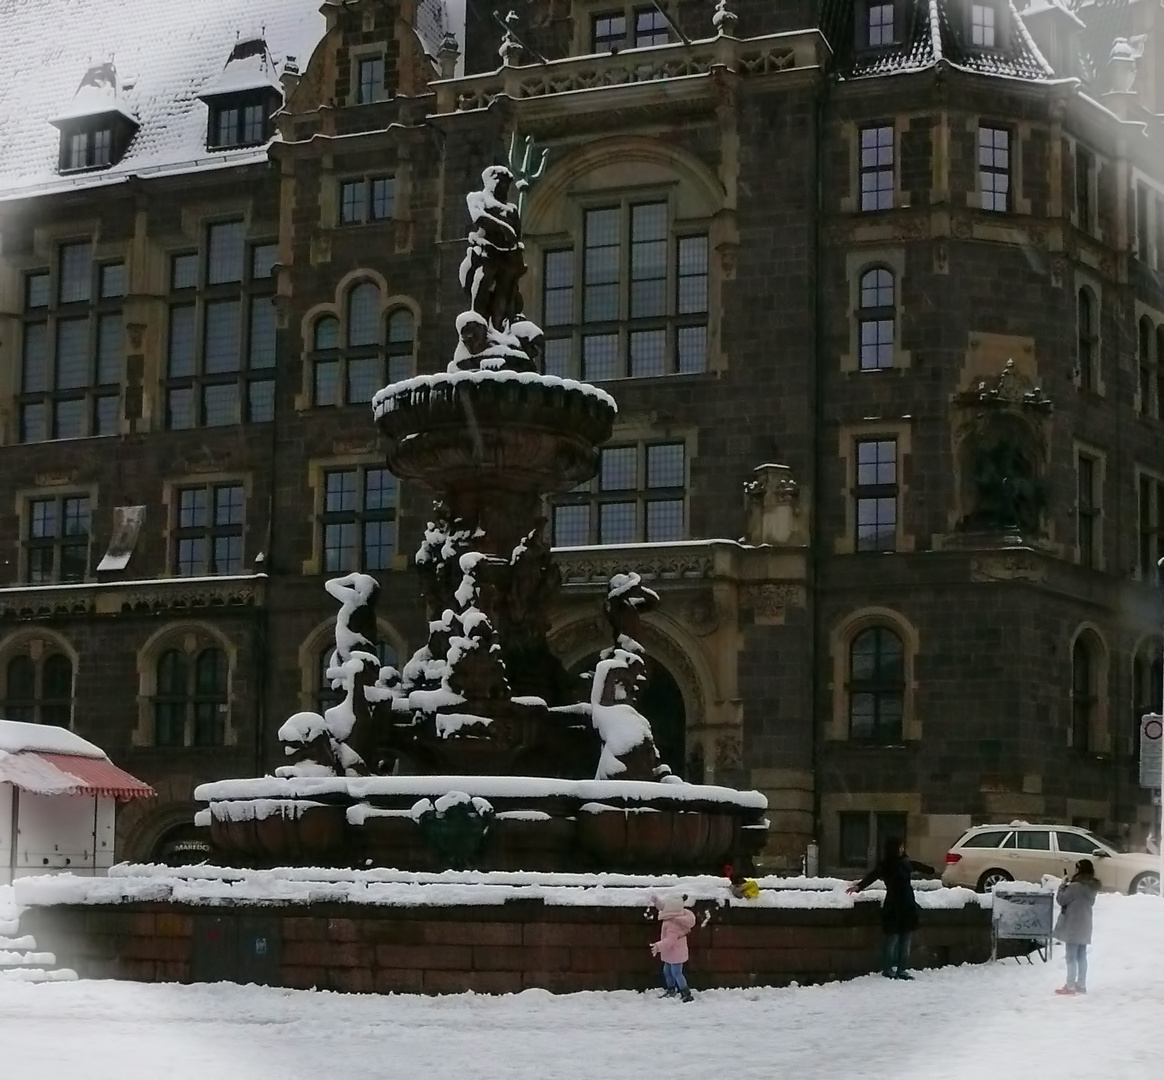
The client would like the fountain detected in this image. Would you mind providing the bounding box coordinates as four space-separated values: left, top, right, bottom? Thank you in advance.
197 151 768 874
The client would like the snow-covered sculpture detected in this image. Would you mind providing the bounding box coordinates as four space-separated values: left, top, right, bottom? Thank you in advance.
1108 36 1146 94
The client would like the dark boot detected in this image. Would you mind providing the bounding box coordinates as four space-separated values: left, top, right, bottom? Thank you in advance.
679 987 693 1002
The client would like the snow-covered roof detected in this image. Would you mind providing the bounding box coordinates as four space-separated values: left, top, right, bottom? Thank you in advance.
199 38 284 99
0 0 328 201
0 720 106 759
49 63 137 127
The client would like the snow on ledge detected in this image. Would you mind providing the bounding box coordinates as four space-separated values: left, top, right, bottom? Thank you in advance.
12 864 986 913
371 368 618 418
194 774 769 811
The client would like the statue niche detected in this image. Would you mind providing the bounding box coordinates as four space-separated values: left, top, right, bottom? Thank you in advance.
953 360 1052 537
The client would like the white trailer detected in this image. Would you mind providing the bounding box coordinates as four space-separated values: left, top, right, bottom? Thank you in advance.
0 720 153 887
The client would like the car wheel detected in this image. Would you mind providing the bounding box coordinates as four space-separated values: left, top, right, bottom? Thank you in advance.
1130 872 1162 896
977 869 1013 892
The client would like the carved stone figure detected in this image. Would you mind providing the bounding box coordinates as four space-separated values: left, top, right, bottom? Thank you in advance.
960 415 1048 534
459 165 526 332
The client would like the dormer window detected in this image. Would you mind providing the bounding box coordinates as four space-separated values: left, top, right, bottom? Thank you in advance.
971 4 996 47
198 37 282 153
210 98 269 149
50 62 137 174
866 3 897 48
356 56 385 104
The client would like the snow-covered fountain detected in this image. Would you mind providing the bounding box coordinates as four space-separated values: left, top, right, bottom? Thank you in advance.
197 158 768 874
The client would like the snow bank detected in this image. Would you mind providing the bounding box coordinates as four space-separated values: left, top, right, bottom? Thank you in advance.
11 865 984 913
0 720 107 759
195 774 768 810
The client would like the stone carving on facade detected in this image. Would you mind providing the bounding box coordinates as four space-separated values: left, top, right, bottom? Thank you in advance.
743 463 807 547
969 556 1047 584
952 360 1052 536
742 582 806 625
1107 36 1146 95
558 548 715 587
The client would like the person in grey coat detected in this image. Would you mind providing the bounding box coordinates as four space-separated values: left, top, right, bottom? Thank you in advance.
1053 858 1101 995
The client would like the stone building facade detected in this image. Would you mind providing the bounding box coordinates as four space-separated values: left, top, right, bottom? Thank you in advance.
0 0 1162 873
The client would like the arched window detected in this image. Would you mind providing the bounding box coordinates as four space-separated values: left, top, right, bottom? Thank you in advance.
1 651 73 726
309 287 418 407
153 646 228 747
1077 288 1097 390
858 267 895 371
1139 317 1154 417
848 627 904 742
1071 635 1099 752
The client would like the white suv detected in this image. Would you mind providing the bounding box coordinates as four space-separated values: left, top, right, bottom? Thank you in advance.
942 821 1162 895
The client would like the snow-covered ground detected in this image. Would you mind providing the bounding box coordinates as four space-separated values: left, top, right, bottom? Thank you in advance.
0 892 1159 1079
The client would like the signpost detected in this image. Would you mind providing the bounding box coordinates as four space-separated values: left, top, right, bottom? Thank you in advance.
1142 713 1164 897
991 887 1055 962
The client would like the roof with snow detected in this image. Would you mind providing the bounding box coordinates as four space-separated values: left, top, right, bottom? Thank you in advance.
0 720 154 801
0 0 329 201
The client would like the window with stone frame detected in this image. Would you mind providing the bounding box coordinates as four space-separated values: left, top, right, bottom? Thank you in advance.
1076 287 1097 390
859 125 895 212
18 243 125 444
171 482 245 576
23 492 91 584
970 3 996 47
338 176 395 225
978 126 1010 212
208 97 269 150
853 438 898 551
542 200 708 381
1076 451 1100 569
154 647 228 748
164 224 278 429
1071 633 1100 753
311 292 415 407
319 465 397 573
1137 472 1164 583
847 626 905 743
839 810 908 867
551 441 686 547
316 640 398 714
1132 642 1163 735
589 5 670 52
356 55 385 104
857 267 895 369
1138 317 1158 418
862 2 897 47
1 651 73 726
1075 145 1093 233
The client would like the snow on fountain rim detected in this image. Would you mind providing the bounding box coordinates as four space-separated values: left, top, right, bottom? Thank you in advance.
194 774 768 810
371 368 618 419
10 862 990 912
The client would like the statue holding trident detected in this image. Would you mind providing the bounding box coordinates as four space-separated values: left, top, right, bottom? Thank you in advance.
452 134 549 374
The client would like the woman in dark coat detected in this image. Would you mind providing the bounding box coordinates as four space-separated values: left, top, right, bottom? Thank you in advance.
846 836 933 980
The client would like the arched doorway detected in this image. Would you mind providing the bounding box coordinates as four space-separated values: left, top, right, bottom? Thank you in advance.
571 654 687 778
150 823 211 867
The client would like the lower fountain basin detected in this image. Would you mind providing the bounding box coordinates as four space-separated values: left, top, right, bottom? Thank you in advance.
196 775 769 875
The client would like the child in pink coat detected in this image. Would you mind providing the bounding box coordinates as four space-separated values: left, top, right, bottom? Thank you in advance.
650 893 696 1001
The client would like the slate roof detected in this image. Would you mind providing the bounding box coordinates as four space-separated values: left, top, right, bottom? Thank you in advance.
0 0 328 202
826 0 1059 81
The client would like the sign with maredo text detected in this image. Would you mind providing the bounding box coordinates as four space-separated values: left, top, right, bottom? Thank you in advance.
1140 714 1164 790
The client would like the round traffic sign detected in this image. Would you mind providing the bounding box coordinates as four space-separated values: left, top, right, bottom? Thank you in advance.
1146 718 1164 740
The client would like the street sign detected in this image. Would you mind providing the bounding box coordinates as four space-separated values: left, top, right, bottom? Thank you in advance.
1140 714 1163 790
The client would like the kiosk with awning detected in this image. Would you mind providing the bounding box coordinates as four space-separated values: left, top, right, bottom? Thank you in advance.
0 720 154 886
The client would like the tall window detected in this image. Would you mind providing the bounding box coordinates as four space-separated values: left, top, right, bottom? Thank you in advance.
25 494 90 584
970 4 996 46
978 126 1010 212
1077 452 1100 568
320 466 397 572
154 647 228 747
357 56 385 104
1076 287 1097 390
1071 635 1099 752
1139 317 1156 417
858 268 895 369
590 7 670 51
311 292 415 406
847 627 904 742
173 483 245 576
854 438 898 551
1137 473 1164 583
339 176 395 225
2 653 73 726
18 243 125 443
62 127 113 171
866 3 896 46
542 200 708 380
209 100 268 149
859 125 894 212
1075 146 1092 233
633 7 669 46
165 224 278 429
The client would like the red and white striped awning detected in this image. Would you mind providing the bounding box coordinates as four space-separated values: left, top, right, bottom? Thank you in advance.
0 750 154 801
